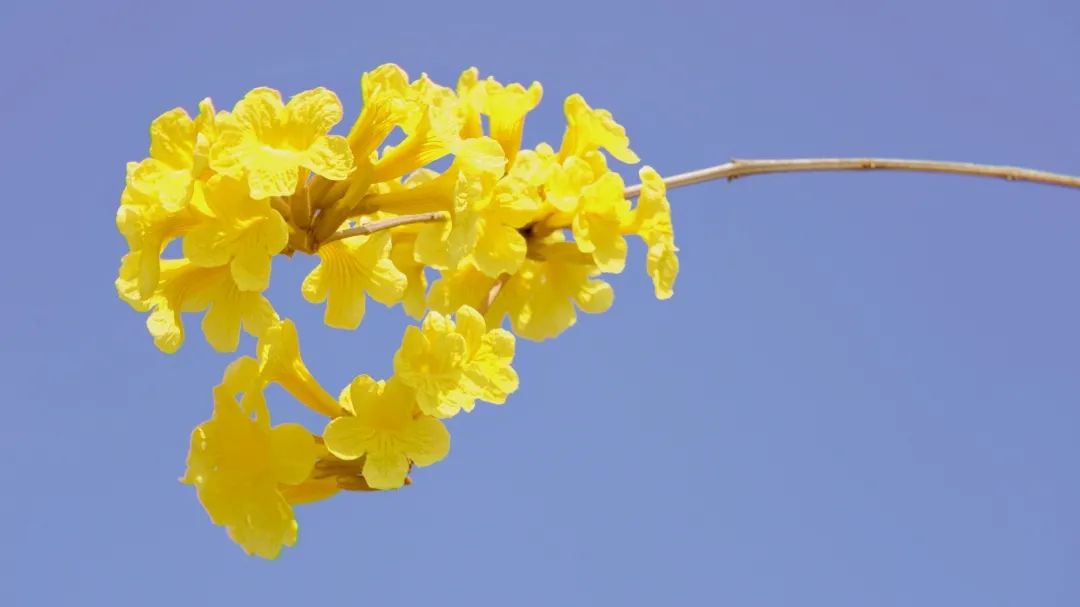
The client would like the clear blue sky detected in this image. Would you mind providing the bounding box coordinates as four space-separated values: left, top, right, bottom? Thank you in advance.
2 1 1078 604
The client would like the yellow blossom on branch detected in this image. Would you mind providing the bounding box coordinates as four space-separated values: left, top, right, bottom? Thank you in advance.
115 165 201 299
128 100 215 213
255 320 343 418
301 231 406 330
627 166 680 299
115 64 682 558
141 260 278 353
323 375 450 490
182 175 289 292
393 305 518 418
182 358 321 560
211 87 354 199
558 93 640 164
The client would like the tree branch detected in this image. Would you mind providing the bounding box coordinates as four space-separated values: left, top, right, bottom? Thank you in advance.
321 212 448 246
622 158 1080 198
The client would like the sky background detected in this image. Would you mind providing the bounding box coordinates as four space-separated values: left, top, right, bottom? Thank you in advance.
2 0 1078 604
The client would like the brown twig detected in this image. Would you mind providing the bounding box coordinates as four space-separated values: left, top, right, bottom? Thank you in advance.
321 211 448 246
622 158 1080 198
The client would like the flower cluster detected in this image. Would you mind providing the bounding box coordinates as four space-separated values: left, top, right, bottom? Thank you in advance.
115 64 678 558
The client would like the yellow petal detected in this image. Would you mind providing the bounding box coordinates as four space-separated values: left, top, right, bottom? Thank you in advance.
302 234 405 330
361 450 411 490
233 87 287 135
286 87 345 138
149 107 196 169
647 241 679 300
322 415 371 461
303 135 353 181
279 478 339 505
559 93 639 164
471 222 527 278
269 423 318 486
224 497 297 560
401 415 451 467
220 356 261 395
574 278 614 314
485 80 542 162
230 246 274 292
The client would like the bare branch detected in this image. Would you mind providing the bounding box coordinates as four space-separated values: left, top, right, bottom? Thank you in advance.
321 212 448 246
623 158 1080 198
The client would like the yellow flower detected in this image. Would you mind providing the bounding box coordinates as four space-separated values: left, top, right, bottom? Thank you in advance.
302 231 406 330
256 319 344 418
369 73 464 183
116 164 201 299
182 359 319 560
128 101 215 213
487 236 615 341
510 144 557 187
456 67 485 138
459 149 548 277
181 176 288 292
544 155 596 214
572 171 632 273
115 252 151 312
393 306 518 418
388 232 428 320
323 376 450 490
349 64 417 159
211 87 354 199
455 305 518 403
387 137 505 269
482 77 543 163
426 261 503 317
463 180 540 277
558 93 639 164
143 260 278 353
627 166 679 299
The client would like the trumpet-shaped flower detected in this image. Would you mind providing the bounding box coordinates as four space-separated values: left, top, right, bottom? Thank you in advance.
486 236 615 341
128 101 216 213
456 68 485 138
545 155 596 214
349 64 416 159
449 146 551 277
211 87 354 199
323 376 450 490
572 171 632 273
369 74 464 183
483 78 543 163
182 361 319 559
628 166 679 299
182 176 288 291
393 306 518 418
394 137 506 269
116 252 151 312
256 319 343 418
302 231 406 330
558 93 639 164
116 166 202 299
144 261 278 353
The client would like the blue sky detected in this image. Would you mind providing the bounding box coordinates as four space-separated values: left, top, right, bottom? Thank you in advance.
2 0 1078 604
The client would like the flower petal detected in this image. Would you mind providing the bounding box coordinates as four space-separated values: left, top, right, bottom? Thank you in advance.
269 423 317 486
402 415 451 467
322 416 372 461
361 450 411 490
